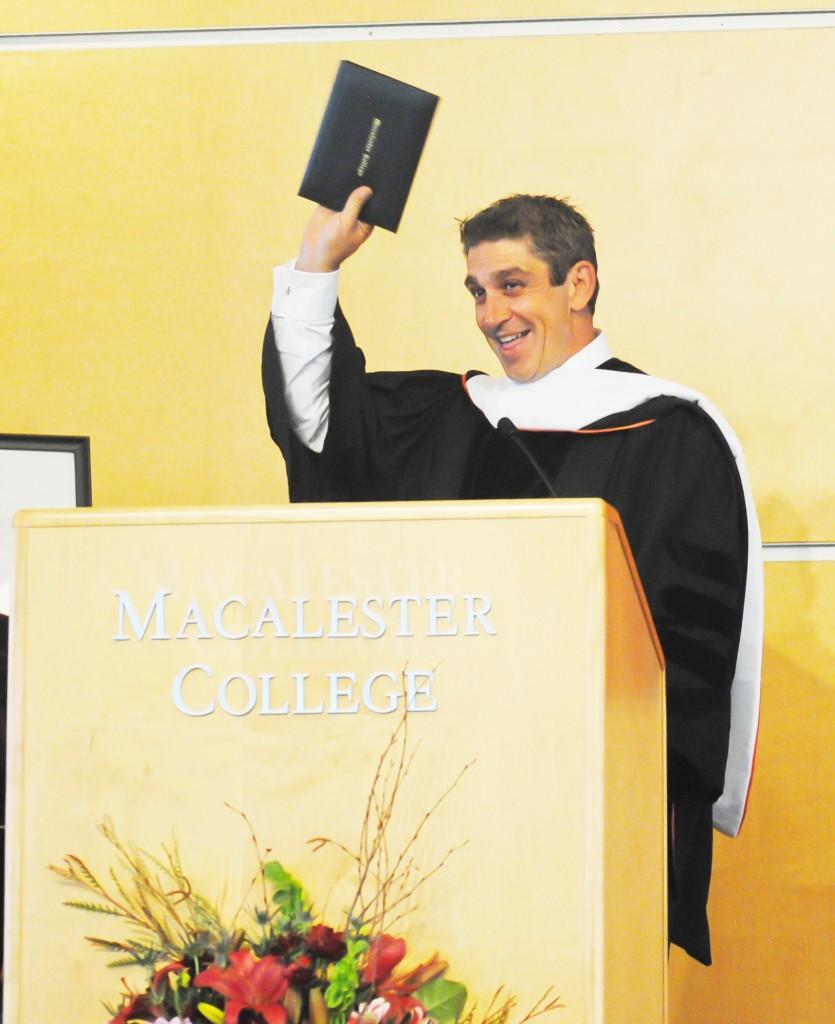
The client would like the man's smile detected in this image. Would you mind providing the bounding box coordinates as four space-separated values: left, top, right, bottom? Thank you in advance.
494 328 530 346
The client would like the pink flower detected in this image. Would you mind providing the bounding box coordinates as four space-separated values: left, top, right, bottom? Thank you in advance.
354 998 392 1024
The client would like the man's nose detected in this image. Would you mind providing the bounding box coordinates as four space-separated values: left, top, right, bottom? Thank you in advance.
479 292 510 331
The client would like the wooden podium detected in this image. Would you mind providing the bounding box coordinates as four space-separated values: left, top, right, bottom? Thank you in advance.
4 500 666 1023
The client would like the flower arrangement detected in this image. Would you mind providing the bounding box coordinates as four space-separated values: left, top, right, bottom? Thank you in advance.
51 718 561 1024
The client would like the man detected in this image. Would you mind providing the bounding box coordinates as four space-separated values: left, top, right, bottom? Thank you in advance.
262 188 762 965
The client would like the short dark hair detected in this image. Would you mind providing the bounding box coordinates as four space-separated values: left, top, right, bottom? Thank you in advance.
459 194 599 314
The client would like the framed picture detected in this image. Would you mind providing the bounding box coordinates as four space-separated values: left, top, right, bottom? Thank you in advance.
0 433 92 615
1 435 90 943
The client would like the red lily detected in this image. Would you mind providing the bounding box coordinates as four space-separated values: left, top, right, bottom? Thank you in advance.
362 936 447 1024
362 936 407 987
109 990 160 1024
379 958 448 1024
151 959 187 991
195 949 289 1024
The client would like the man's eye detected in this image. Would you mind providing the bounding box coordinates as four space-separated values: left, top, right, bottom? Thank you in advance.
504 280 522 291
469 287 484 299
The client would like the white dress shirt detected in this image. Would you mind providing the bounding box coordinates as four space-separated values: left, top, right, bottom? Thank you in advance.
271 260 339 453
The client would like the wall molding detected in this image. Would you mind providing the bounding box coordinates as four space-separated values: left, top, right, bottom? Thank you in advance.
763 543 835 563
2 11 835 53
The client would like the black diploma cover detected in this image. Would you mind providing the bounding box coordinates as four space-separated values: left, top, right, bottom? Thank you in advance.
298 61 439 232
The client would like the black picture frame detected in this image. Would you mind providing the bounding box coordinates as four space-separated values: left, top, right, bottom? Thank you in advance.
0 434 91 970
0 433 92 508
0 432 92 619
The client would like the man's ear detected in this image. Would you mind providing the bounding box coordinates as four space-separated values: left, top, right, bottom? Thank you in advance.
567 261 597 313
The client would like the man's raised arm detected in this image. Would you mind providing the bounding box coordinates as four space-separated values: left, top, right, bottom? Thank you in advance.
271 187 374 452
296 185 374 272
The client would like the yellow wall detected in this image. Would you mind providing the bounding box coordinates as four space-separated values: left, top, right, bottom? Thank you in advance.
2 27 833 535
2 7 834 1022
1 2 831 35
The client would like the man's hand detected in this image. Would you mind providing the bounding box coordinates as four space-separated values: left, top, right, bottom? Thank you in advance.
296 186 375 273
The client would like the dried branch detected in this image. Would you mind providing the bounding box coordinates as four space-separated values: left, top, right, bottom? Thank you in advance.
49 818 233 965
224 802 274 930
308 672 472 940
461 986 563 1024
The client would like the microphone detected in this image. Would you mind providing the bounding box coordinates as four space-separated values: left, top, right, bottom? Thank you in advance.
496 417 559 498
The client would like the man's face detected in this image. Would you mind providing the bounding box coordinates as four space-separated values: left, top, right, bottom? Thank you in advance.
464 236 575 382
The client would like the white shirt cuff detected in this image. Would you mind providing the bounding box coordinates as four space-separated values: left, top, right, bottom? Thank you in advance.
271 260 339 322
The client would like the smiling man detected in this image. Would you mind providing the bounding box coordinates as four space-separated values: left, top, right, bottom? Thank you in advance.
262 189 762 966
463 204 598 382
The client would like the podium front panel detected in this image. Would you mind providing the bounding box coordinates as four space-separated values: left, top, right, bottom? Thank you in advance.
5 501 665 1023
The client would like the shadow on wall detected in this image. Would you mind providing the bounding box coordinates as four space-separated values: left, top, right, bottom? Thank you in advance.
756 494 815 544
670 556 835 1024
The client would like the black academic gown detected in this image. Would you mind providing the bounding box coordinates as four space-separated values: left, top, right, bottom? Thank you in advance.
262 308 748 965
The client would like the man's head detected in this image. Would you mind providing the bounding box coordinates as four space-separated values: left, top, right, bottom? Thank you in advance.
460 195 599 382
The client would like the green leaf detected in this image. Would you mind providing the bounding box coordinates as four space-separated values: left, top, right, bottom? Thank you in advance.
85 937 134 952
263 861 298 891
198 1003 225 1024
264 861 309 915
415 978 468 1024
65 854 105 892
63 899 123 915
346 937 369 958
324 945 364 1019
